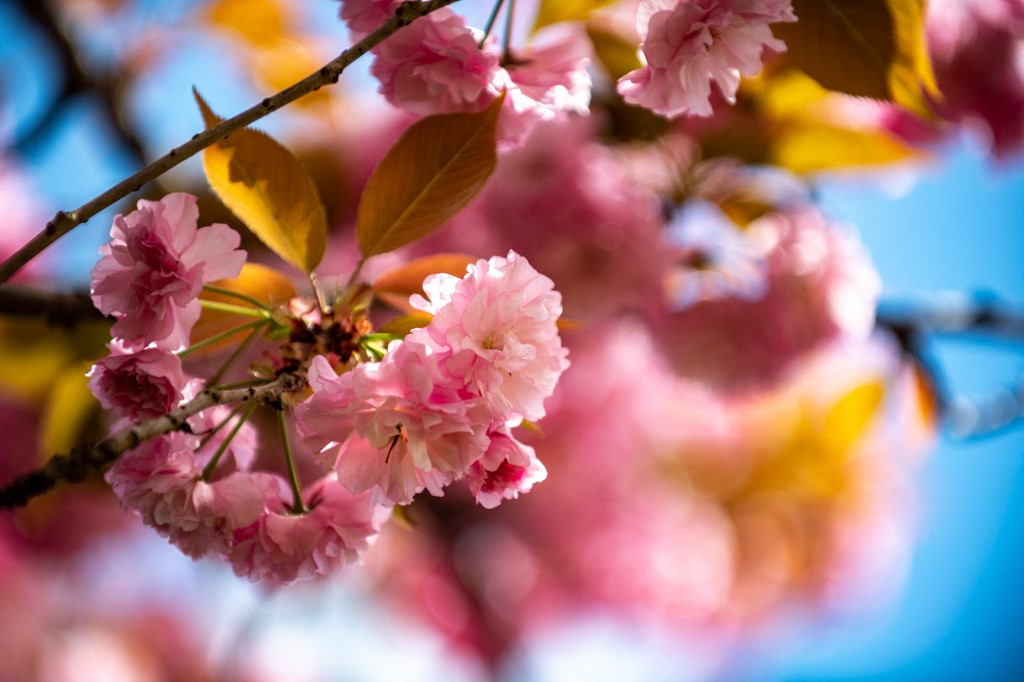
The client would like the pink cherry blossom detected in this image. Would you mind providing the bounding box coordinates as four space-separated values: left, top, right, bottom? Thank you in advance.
189 404 260 472
90 193 246 351
295 349 492 505
87 345 190 421
370 8 501 116
106 433 270 558
618 0 796 118
466 429 547 509
495 30 592 149
410 251 570 424
368 11 590 149
229 476 392 584
338 0 401 40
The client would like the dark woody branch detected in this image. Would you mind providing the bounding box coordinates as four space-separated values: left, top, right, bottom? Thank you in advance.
0 372 305 510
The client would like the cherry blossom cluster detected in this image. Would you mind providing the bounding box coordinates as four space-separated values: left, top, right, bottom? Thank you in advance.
338 0 795 142
296 251 568 507
86 194 567 583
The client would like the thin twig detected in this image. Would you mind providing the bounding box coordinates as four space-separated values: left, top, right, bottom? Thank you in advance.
0 0 462 285
0 372 304 510
0 284 107 327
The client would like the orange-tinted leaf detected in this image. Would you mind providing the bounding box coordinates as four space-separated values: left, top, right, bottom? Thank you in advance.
195 90 328 272
373 253 476 311
357 95 503 257
193 263 297 351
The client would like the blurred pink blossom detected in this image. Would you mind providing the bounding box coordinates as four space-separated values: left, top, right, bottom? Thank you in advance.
90 193 246 351
87 345 190 421
618 0 796 118
653 205 880 392
928 0 1024 158
338 0 401 40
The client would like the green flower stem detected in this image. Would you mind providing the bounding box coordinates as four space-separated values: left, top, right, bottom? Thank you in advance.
502 0 517 63
207 322 268 386
196 401 247 453
201 285 271 310
201 402 258 481
199 299 270 318
279 410 308 514
177 319 269 358
480 0 506 47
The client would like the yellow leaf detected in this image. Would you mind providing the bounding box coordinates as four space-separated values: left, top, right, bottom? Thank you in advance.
357 95 504 258
533 0 618 32
373 253 476 312
194 263 297 351
774 0 939 115
820 381 886 454
195 89 328 273
39 361 99 462
772 121 925 173
586 21 642 80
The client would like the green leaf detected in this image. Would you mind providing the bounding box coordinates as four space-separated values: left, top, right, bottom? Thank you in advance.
774 0 939 115
356 95 503 258
533 0 618 33
194 89 327 272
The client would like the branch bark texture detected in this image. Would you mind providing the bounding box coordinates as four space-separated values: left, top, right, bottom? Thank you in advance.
0 373 304 510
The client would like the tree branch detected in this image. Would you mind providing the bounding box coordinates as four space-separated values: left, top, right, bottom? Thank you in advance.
0 284 107 327
0 373 304 510
0 0 461 285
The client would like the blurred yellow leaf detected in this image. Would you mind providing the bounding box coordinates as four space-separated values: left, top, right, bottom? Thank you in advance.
357 95 503 257
194 263 297 351
373 253 476 311
586 21 642 80
195 90 328 273
39 360 99 462
205 0 288 47
533 0 618 32
695 70 925 174
774 0 938 116
820 381 886 454
772 122 923 173
0 320 80 404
